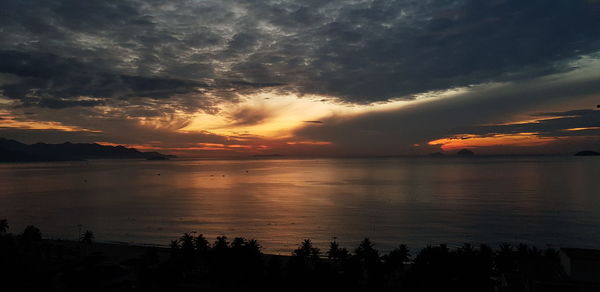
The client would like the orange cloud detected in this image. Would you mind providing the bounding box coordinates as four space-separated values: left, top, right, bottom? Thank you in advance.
97 141 270 154
1 112 101 133
562 127 600 131
196 143 226 147
428 133 558 151
493 115 577 126
286 141 332 145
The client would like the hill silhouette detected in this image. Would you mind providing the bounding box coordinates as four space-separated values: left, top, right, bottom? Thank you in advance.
0 138 174 162
457 149 475 157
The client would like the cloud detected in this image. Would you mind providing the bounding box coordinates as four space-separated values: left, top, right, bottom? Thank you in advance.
228 105 272 126
468 110 600 138
1 0 599 107
293 66 600 155
0 107 233 151
231 0 600 102
0 50 207 109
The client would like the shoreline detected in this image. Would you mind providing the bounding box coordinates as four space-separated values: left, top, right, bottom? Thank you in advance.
40 237 293 264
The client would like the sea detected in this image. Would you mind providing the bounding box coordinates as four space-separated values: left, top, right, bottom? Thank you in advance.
1 156 599 254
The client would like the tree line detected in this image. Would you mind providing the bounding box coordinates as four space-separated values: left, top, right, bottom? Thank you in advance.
0 219 562 291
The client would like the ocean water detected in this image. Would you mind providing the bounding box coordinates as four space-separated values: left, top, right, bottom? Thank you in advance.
1 157 599 254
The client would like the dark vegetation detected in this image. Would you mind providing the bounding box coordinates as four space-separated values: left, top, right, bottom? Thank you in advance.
0 219 568 291
0 138 174 162
574 150 600 156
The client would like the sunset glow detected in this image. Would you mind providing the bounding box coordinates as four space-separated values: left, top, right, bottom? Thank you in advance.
178 92 414 139
428 133 558 151
562 127 600 132
0 112 101 133
0 0 598 157
2 1 600 287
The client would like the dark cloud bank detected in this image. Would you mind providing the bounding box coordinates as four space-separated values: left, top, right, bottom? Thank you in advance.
2 0 600 105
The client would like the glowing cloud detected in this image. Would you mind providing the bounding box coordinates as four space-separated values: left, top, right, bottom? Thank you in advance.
428 133 558 151
562 127 600 132
0 112 101 133
179 91 415 139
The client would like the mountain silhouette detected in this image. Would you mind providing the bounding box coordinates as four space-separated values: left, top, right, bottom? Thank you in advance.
0 138 174 162
457 149 475 157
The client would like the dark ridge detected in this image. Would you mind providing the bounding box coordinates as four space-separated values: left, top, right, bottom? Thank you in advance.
457 149 475 157
0 138 175 162
574 150 600 156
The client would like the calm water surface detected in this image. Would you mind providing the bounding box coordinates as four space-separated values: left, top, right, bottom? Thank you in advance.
1 157 599 253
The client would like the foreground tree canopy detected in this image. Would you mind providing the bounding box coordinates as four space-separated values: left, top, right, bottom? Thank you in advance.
0 220 569 292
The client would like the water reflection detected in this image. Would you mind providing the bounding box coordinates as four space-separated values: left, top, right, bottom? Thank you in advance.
0 157 599 253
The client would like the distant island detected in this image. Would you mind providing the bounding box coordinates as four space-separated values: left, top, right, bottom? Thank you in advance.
574 150 600 156
457 149 475 157
0 138 174 162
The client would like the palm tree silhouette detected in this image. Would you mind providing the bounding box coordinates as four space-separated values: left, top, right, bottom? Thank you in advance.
231 237 246 249
80 230 94 244
385 244 410 266
169 239 180 258
22 225 41 242
293 239 320 259
327 240 349 262
179 233 195 259
194 234 209 253
245 239 261 254
355 238 379 262
0 219 8 235
214 235 229 252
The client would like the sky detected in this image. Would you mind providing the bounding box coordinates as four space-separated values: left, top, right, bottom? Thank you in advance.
1 0 599 157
